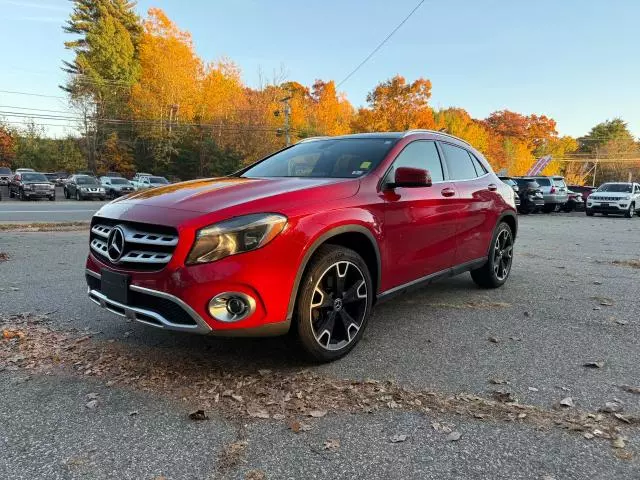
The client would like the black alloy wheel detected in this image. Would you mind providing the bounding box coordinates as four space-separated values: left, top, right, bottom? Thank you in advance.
471 222 514 288
295 245 373 362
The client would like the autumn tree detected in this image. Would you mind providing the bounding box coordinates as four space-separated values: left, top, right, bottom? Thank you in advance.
353 75 436 132
434 108 489 154
485 110 557 150
309 80 354 136
0 123 16 166
99 132 135 174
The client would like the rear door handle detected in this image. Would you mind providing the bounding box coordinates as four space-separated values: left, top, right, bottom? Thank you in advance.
441 187 455 197
487 184 498 191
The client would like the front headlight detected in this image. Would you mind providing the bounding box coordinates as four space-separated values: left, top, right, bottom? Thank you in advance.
99 188 105 193
186 213 287 265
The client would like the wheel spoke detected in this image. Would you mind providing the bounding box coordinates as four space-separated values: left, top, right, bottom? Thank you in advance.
339 310 359 341
335 262 348 295
311 287 333 310
314 310 337 346
343 279 366 304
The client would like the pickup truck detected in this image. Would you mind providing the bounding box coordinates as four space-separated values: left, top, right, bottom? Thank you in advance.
131 174 170 191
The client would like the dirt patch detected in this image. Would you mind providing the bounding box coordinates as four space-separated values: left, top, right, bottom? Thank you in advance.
0 252 8 262
0 313 636 450
612 259 640 269
0 222 90 232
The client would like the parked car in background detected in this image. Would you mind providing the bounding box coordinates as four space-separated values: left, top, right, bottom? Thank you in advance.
64 175 107 201
105 171 124 178
54 171 69 186
131 172 152 183
8 172 55 201
85 130 518 362
563 190 585 212
15 168 35 174
513 178 545 214
531 175 568 212
100 176 135 199
0 166 12 185
43 173 59 184
586 182 640 218
568 185 596 203
499 176 521 209
131 175 170 191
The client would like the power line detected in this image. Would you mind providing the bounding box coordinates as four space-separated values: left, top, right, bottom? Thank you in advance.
336 0 426 87
0 89 65 99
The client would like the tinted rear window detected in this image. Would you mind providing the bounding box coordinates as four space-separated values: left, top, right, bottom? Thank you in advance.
535 178 551 186
553 178 566 187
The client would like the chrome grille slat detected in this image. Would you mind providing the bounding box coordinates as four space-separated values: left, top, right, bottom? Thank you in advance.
90 222 177 270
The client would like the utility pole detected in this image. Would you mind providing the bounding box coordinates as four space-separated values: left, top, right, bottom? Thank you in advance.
279 96 292 146
593 145 599 187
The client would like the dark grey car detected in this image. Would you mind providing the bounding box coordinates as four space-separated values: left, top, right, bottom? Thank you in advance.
100 176 135 199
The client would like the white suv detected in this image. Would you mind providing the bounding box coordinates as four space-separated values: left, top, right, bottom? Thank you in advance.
586 182 640 218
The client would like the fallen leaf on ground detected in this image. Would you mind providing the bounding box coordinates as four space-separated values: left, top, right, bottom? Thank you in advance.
389 434 408 443
559 397 574 408
446 431 462 441
528 387 539 392
488 336 500 343
614 450 634 461
620 385 640 394
323 438 340 451
128 411 139 416
247 406 270 419
611 437 626 449
257 369 271 377
387 400 400 409
188 409 208 421
231 394 244 403
288 420 312 433
245 469 266 480
599 402 623 413
613 413 631 424
488 378 509 385
86 392 99 400
583 361 604 369
583 432 594 439
308 410 327 418
85 400 98 409
491 390 515 403
2 329 26 340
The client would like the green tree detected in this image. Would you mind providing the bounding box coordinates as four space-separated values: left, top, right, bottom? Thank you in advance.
579 118 636 153
63 0 142 169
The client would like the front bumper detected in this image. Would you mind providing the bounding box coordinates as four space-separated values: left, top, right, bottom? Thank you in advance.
85 231 298 336
24 190 55 198
587 201 629 213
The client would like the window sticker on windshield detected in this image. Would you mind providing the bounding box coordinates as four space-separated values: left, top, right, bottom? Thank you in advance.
360 161 371 169
351 170 364 176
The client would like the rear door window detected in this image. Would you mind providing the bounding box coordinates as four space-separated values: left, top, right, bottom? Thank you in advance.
440 143 478 180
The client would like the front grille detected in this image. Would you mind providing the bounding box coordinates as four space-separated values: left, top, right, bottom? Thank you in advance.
592 196 621 202
89 218 179 271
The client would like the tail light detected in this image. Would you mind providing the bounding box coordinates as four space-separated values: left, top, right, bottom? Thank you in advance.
550 186 556 194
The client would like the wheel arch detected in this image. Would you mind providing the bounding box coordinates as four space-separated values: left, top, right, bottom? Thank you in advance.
286 225 381 321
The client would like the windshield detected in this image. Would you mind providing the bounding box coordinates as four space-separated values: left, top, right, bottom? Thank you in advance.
242 138 397 179
597 183 632 193
149 176 168 184
0 167 11 174
109 178 130 185
22 173 48 182
77 176 99 185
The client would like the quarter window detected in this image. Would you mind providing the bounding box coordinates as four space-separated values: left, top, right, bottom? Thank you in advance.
440 143 478 180
387 141 444 183
470 153 488 175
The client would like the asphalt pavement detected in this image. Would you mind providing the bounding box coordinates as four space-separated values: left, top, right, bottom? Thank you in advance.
0 186 106 222
1 213 640 479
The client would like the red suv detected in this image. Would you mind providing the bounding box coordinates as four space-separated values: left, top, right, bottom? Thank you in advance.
86 130 517 361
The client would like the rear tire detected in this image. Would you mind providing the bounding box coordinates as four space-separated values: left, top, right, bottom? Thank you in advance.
294 245 373 363
471 222 514 289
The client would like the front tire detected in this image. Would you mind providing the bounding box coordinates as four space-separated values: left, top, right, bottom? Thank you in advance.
586 209 594 216
625 203 635 218
471 222 514 289
64 188 69 199
75 191 82 201
19 189 27 201
294 245 373 362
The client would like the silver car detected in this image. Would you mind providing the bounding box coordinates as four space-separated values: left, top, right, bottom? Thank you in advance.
530 176 568 213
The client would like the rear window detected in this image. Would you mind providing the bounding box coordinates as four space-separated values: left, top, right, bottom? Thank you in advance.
553 178 566 187
535 178 551 186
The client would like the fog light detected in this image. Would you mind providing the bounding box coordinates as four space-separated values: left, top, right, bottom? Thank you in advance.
208 292 256 322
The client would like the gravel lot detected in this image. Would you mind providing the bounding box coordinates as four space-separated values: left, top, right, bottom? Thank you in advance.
1 213 639 479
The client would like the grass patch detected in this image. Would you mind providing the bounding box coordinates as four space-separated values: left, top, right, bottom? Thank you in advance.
0 221 89 232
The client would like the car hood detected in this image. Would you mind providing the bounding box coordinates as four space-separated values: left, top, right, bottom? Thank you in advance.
108 177 359 214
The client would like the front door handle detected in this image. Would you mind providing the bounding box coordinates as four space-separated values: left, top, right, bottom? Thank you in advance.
487 184 498 191
441 187 455 197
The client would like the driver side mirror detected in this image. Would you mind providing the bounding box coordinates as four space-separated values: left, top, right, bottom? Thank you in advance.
388 167 432 189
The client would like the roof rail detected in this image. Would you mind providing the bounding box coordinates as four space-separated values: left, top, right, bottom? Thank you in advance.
297 136 330 143
402 129 471 146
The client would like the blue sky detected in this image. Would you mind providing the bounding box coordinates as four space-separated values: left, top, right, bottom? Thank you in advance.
1 0 638 138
